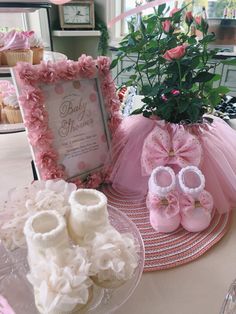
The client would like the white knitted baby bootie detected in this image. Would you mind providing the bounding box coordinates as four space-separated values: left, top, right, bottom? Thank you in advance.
68 189 109 244
24 211 93 314
24 210 69 268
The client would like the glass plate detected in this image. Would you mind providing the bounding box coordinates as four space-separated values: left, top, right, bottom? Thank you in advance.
0 123 25 134
0 204 144 314
220 279 236 314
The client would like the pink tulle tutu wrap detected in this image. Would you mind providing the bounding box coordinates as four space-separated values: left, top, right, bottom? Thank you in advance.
109 114 236 213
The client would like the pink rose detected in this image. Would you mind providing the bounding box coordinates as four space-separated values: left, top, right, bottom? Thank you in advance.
195 16 202 25
185 11 194 26
77 54 97 79
163 45 186 61
171 89 180 96
194 15 208 33
97 56 111 75
161 94 168 101
162 20 173 33
36 150 58 169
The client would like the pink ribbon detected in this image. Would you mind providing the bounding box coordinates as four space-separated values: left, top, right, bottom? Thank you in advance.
141 124 203 175
147 191 180 218
108 0 173 28
180 190 214 216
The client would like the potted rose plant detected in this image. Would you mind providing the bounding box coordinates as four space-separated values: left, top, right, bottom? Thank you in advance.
111 4 230 123
108 3 236 215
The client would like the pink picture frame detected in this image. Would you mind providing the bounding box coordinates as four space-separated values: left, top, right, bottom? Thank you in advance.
11 55 122 188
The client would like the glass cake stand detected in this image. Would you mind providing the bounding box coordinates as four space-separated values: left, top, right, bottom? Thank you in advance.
220 279 236 314
0 204 144 314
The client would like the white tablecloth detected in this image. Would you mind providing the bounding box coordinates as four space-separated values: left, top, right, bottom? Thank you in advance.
0 131 236 314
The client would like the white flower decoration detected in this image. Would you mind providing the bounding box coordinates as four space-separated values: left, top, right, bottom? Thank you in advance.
0 180 76 250
27 246 92 314
83 226 139 287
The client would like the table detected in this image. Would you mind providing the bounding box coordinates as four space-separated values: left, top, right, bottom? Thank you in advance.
0 131 236 314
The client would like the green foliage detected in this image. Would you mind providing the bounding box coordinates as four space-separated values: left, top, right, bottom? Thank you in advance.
112 4 231 123
95 15 110 56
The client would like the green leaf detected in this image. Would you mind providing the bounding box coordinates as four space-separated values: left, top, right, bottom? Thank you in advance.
158 4 166 16
116 50 124 57
110 58 118 70
193 72 216 83
129 74 137 80
141 84 153 95
221 58 236 66
208 93 221 108
127 21 135 33
209 73 221 82
199 33 215 44
131 107 144 115
187 106 200 122
178 100 190 113
188 36 197 45
140 19 146 36
128 37 136 46
214 86 230 94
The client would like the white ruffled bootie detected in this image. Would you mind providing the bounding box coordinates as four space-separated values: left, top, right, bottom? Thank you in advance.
24 210 93 314
24 210 69 268
68 189 109 244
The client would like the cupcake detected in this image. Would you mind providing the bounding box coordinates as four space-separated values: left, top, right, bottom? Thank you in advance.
0 80 16 123
2 30 33 67
0 32 5 65
28 31 44 64
3 93 23 124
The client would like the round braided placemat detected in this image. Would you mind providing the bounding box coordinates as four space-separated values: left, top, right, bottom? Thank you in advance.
102 185 232 272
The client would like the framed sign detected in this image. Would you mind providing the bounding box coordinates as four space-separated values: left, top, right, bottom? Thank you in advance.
11 55 122 188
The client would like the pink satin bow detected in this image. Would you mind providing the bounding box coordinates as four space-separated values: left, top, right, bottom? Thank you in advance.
141 123 202 175
147 191 179 218
179 190 214 216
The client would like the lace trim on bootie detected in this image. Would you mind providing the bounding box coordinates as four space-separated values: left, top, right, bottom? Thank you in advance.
148 166 176 197
177 166 205 198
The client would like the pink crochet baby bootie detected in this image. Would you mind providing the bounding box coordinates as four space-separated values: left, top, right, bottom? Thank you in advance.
177 166 214 232
146 166 181 233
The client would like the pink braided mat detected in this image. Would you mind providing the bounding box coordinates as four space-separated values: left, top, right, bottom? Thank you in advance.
102 185 232 272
